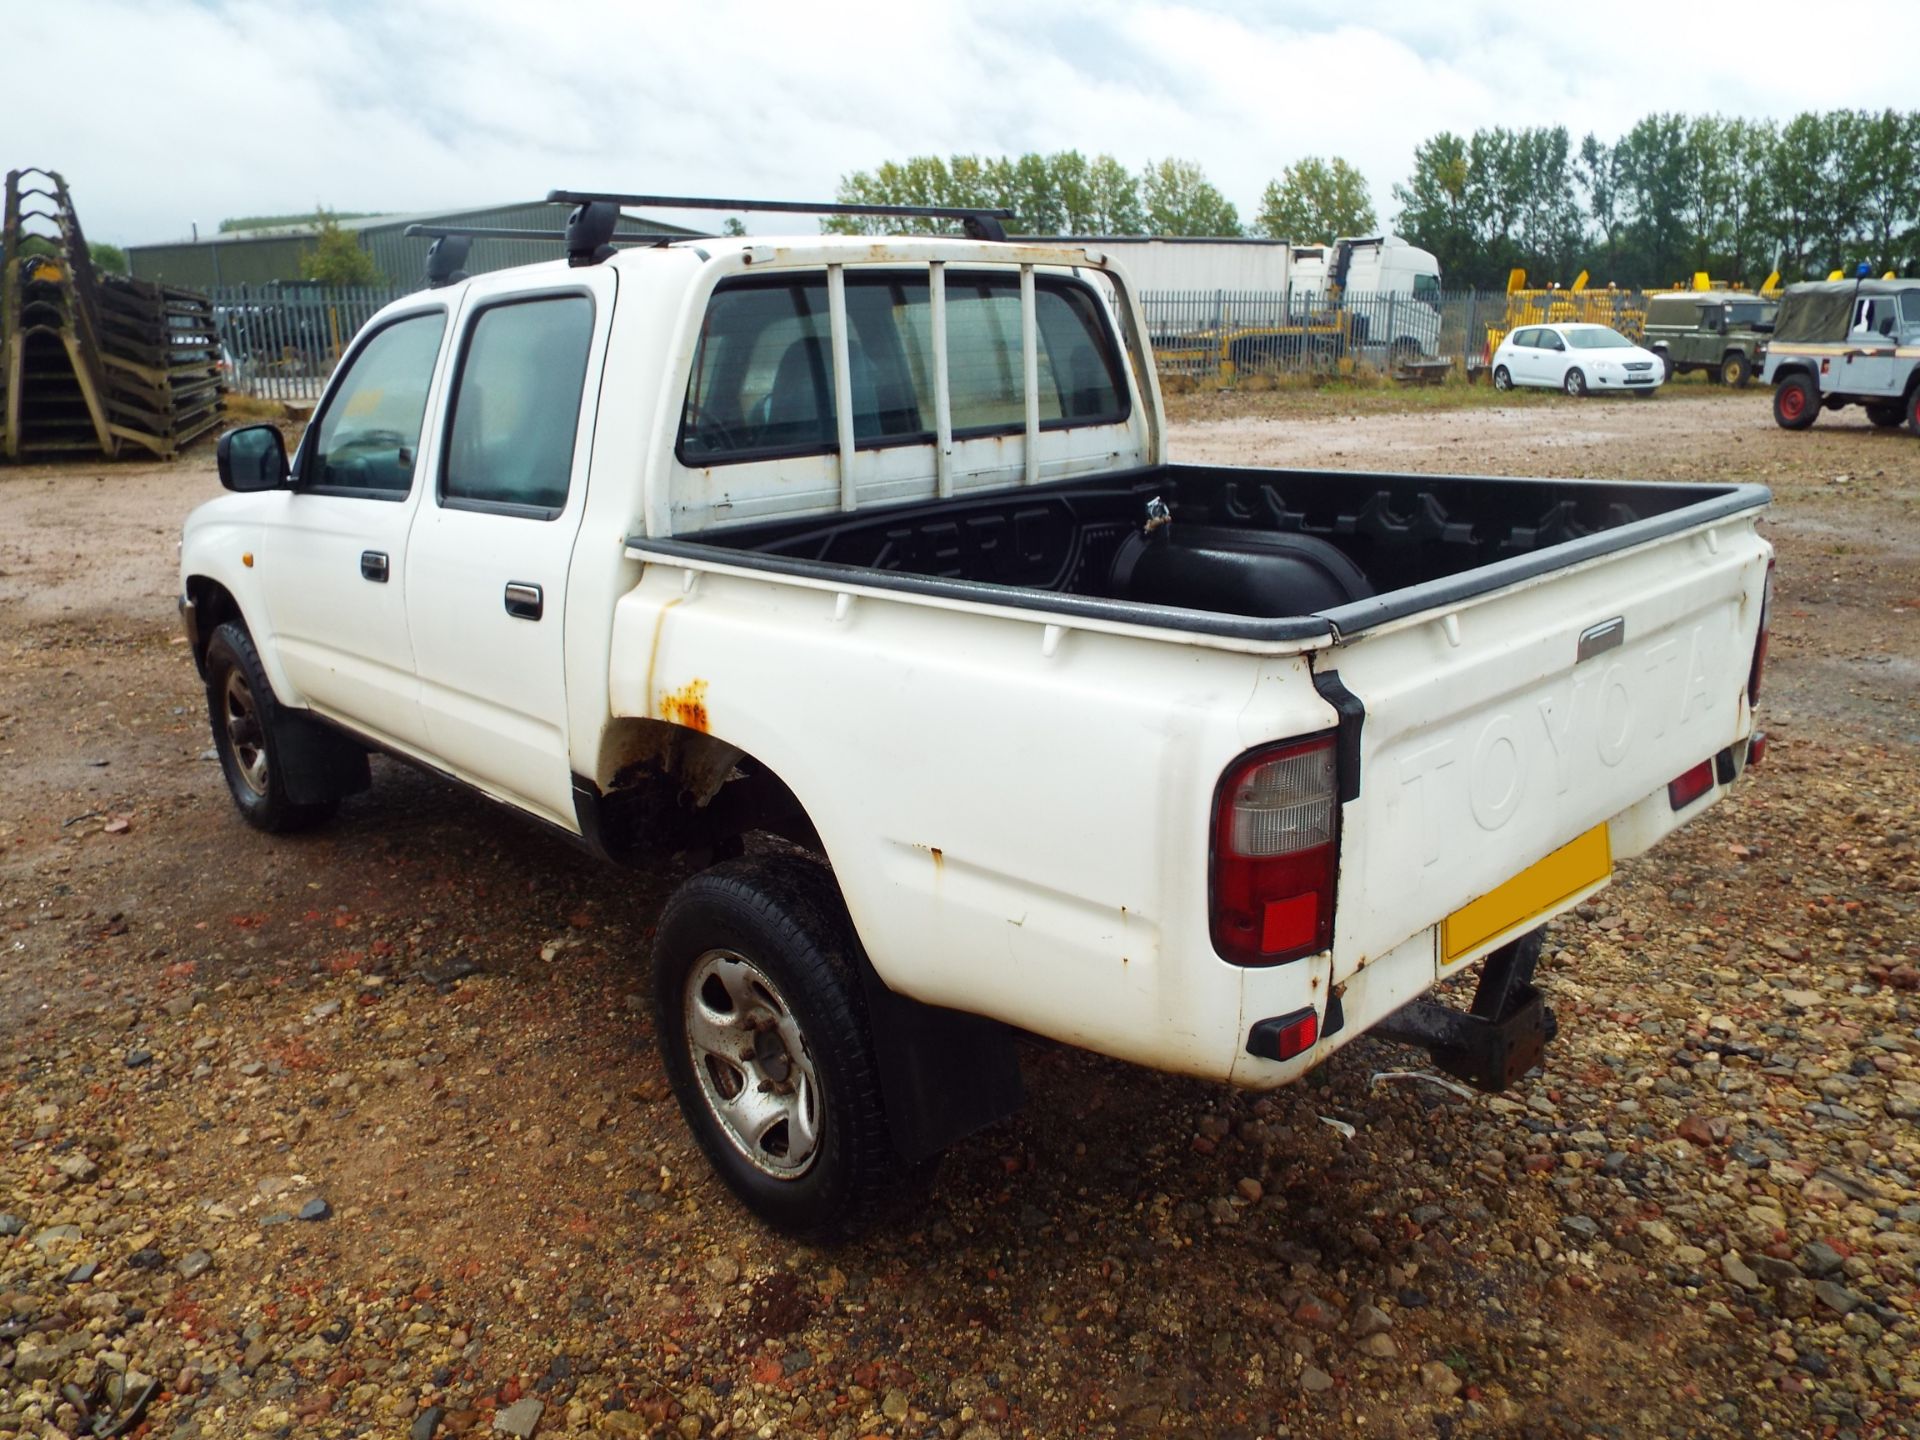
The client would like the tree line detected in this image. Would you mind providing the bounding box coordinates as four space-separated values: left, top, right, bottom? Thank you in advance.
833 108 1919 290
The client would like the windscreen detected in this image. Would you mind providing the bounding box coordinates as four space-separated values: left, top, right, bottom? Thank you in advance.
679 270 1128 464
1566 328 1633 350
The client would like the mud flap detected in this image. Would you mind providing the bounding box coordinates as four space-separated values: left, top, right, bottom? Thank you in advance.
856 963 1025 1164
1372 929 1557 1092
277 715 371 806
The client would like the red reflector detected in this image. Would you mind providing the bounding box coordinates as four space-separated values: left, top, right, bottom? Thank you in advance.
1260 893 1322 953
1668 760 1714 810
1747 731 1766 769
1247 1007 1321 1061
1276 1011 1318 1059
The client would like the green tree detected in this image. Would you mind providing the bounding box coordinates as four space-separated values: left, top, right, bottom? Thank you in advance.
1255 155 1376 241
828 151 1148 235
87 241 128 275
1616 113 1694 287
1841 108 1918 273
300 209 383 285
1574 134 1625 278
1392 131 1478 283
1139 158 1241 236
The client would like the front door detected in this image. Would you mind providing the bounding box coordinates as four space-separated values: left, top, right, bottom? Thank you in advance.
403 271 614 828
255 305 450 749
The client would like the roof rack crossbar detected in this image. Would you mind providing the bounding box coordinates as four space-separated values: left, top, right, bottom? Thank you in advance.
401 223 686 245
544 190 1012 242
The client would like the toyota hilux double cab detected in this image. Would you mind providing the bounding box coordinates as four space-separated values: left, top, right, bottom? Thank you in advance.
1763 276 1920 433
182 193 1773 1233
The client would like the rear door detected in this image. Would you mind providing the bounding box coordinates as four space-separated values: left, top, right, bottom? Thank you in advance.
402 268 615 828
1315 523 1768 984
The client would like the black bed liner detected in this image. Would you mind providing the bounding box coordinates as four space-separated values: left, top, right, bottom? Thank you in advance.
629 464 1770 644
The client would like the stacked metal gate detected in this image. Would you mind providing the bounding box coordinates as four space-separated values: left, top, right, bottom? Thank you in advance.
1 167 223 462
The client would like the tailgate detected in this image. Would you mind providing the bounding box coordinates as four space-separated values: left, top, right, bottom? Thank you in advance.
1319 516 1769 981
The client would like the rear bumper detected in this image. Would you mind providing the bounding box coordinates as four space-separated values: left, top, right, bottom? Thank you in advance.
1227 733 1757 1090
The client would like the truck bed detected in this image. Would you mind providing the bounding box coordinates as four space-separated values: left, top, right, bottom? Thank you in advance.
637 466 1769 643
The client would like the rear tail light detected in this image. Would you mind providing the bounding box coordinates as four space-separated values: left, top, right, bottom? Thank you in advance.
1211 735 1339 966
1668 760 1714 811
1748 558 1775 707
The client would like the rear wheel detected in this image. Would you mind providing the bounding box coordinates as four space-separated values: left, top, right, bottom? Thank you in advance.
1866 402 1904 429
203 622 337 833
1721 353 1752 388
1563 368 1588 398
1773 373 1819 430
1908 386 1920 438
1492 365 1513 392
652 854 906 1235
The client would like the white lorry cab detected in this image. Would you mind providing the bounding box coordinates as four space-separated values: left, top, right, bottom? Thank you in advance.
182 193 1772 1233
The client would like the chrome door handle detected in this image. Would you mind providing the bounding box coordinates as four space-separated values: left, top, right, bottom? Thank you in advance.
504 581 543 621
361 550 389 582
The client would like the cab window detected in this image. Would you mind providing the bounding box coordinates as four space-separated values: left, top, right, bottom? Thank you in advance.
678 270 1128 464
441 295 595 517
305 311 446 497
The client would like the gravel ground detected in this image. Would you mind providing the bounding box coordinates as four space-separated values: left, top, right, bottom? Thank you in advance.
1 388 1917 1439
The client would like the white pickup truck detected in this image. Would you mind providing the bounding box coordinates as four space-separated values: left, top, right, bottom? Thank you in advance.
182 195 1773 1233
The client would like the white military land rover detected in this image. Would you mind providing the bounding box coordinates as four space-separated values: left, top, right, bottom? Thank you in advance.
181 194 1773 1232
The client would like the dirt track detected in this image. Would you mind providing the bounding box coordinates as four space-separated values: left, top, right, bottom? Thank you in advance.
1 388 1917 1439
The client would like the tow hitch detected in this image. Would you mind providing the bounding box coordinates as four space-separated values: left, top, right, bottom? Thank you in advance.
1374 929 1556 1092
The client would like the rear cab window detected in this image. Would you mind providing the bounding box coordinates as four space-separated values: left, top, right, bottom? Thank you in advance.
678 269 1128 465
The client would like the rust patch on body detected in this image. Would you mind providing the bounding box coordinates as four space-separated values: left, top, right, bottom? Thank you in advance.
659 678 710 733
930 846 944 872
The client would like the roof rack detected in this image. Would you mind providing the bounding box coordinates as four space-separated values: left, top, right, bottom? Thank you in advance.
544 190 1014 244
402 218 690 287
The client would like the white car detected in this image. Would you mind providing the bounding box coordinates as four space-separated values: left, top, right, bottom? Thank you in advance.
1492 322 1664 397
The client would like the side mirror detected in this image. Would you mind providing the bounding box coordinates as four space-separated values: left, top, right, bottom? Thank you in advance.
216 424 289 492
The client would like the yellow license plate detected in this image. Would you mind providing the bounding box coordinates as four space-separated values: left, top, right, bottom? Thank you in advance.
1440 824 1612 967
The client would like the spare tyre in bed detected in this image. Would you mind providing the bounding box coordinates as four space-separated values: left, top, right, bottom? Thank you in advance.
1108 525 1374 617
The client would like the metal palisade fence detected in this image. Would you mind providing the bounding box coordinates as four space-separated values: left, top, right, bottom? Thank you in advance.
1140 288 1658 380
210 284 406 401
212 282 1666 399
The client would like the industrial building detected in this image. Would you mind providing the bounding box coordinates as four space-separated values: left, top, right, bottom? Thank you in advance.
125 201 702 288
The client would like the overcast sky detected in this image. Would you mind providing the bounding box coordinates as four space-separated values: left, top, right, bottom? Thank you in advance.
18 0 1920 246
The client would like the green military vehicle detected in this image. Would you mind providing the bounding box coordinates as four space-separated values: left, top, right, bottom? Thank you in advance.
1641 291 1778 387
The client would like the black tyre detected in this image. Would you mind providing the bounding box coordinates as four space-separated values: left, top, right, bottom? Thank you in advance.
1492 365 1513 392
1563 368 1588 397
1656 350 1674 383
203 622 337 833
1867 402 1903 429
1773 372 1819 430
1908 386 1920 438
1721 352 1752 388
653 854 903 1235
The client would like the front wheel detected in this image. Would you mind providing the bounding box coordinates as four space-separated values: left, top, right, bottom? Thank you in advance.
1908 386 1920 438
203 623 337 833
1656 350 1674 382
1721 353 1752 387
652 855 905 1235
1773 373 1819 430
1492 365 1513 392
1563 368 1588 397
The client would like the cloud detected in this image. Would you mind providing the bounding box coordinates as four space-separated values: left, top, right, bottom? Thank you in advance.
13 0 1920 245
